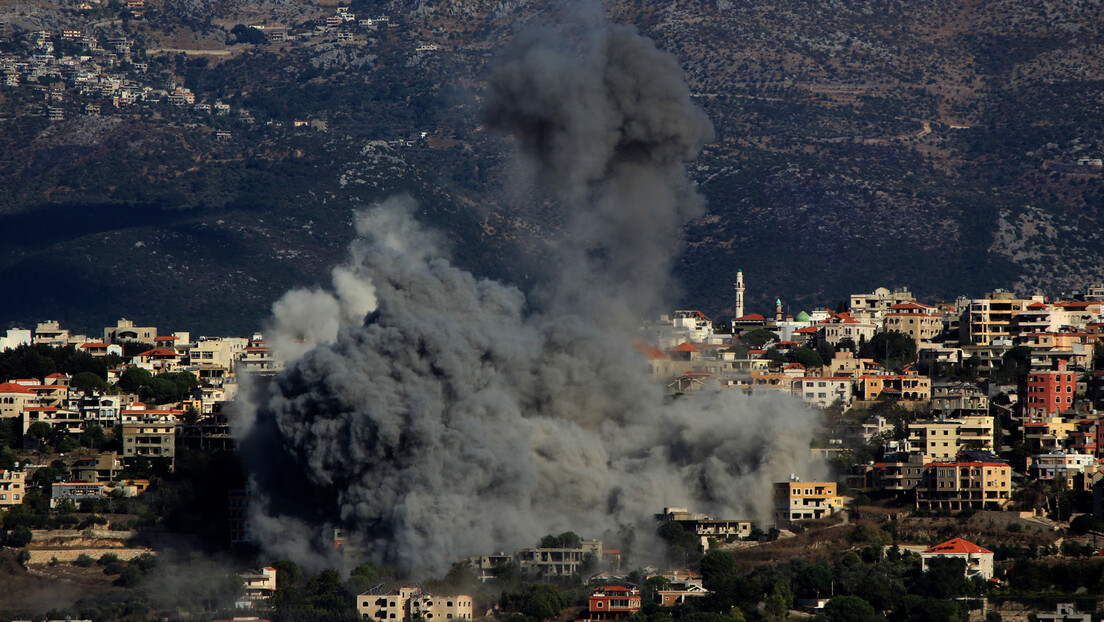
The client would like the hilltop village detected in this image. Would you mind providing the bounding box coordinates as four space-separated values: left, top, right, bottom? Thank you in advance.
4 276 1104 621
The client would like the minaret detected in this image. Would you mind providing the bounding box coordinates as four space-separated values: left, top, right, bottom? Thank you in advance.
775 298 783 322
734 269 745 319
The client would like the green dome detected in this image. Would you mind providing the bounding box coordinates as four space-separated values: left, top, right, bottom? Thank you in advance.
795 310 811 322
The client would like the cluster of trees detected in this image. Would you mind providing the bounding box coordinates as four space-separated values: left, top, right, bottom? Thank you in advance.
117 368 198 404
0 344 119 385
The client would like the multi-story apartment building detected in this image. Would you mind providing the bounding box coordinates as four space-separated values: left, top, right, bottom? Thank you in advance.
656 507 753 550
515 539 603 577
1027 451 1096 481
1022 417 1080 453
883 302 942 343
792 377 853 409
121 419 176 470
959 291 1040 346
773 480 845 524
1022 360 1078 417
849 287 916 323
578 586 641 622
856 373 931 402
916 460 1012 511
0 469 25 506
819 313 877 347
104 318 157 345
357 586 473 622
931 382 990 417
907 416 995 462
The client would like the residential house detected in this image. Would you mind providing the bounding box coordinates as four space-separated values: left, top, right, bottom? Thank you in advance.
0 469 25 506
1027 451 1097 482
104 318 157 345
916 461 1012 512
792 377 853 409
1022 360 1078 417
920 538 994 580
883 302 942 343
773 480 845 524
50 481 104 509
357 586 473 621
907 416 994 463
576 586 641 622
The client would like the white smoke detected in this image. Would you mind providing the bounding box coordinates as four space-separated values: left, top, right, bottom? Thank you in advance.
234 14 824 575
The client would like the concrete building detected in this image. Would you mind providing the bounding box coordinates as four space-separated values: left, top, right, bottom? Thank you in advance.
515 539 603 577
793 377 853 409
907 416 995 463
883 302 942 343
50 481 104 509
657 507 753 550
357 586 473 622
1027 451 1097 481
0 469 25 506
849 287 916 323
121 419 176 470
773 480 845 524
960 291 1040 346
104 318 158 345
1022 360 1077 417
916 461 1012 512
577 586 641 622
921 538 994 580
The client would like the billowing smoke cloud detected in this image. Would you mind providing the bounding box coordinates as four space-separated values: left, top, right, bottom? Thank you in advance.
235 15 822 575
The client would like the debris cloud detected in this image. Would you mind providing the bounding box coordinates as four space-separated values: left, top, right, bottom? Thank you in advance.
236 15 821 575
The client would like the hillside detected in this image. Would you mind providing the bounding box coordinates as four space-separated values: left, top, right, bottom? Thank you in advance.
1 0 1103 333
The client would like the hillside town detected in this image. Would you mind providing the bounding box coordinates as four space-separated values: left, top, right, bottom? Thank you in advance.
4 275 1104 619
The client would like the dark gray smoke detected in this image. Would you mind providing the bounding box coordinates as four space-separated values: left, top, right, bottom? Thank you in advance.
235 16 822 575
482 21 713 324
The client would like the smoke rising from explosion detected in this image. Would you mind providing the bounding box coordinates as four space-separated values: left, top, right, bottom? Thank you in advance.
235 17 823 574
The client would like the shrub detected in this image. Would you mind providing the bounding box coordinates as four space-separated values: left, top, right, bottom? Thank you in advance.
75 554 95 567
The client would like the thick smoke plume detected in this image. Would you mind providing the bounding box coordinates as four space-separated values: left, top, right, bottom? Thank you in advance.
235 16 822 575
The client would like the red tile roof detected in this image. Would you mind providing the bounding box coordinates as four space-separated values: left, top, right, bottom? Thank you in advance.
734 314 766 321
924 538 992 555
670 343 701 352
634 343 668 359
0 382 34 394
137 348 178 357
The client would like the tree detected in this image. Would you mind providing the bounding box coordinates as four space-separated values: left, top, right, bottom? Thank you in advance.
118 366 153 394
763 582 793 622
818 595 876 622
71 371 108 394
6 525 32 547
861 332 917 371
740 328 778 349
787 347 824 369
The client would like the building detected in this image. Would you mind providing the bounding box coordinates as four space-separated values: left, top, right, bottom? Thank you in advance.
515 539 603 577
1027 452 1097 481
1022 360 1077 417
577 586 641 622
104 319 157 345
656 507 753 550
238 566 277 604
121 419 177 470
907 416 994 463
931 383 990 418
916 461 1012 512
960 292 1039 346
920 538 994 580
50 481 104 509
773 480 845 524
849 287 916 322
357 586 472 621
0 469 25 506
883 302 943 343
792 377 853 409
73 453 124 482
